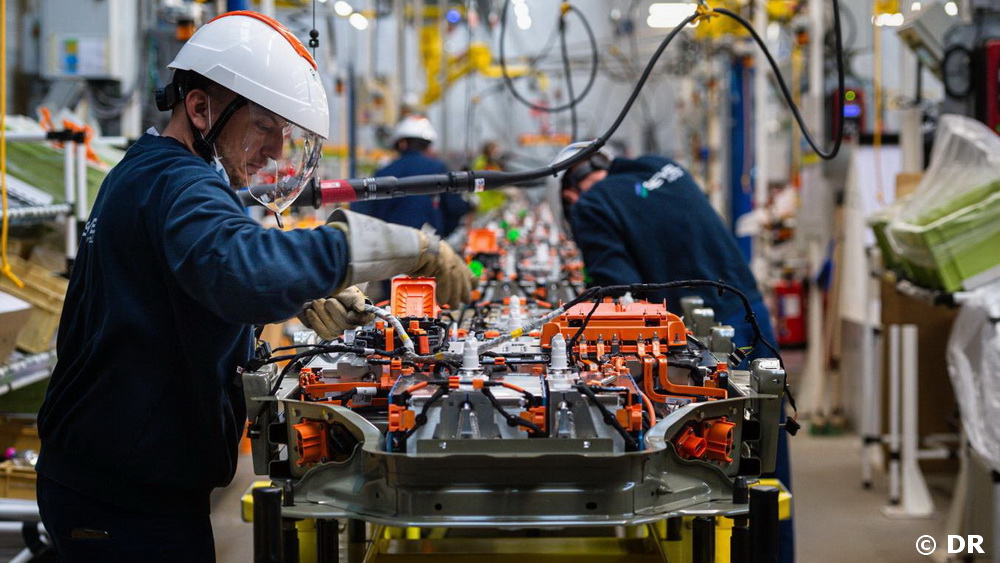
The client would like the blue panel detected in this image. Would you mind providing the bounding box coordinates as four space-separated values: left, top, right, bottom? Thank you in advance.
729 59 753 262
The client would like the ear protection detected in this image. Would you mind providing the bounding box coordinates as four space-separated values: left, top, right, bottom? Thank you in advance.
561 152 611 193
153 73 248 163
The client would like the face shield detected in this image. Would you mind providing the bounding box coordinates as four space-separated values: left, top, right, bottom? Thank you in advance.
237 102 323 215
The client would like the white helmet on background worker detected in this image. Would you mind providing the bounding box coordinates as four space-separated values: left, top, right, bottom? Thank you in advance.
162 11 329 213
551 141 613 191
389 115 438 147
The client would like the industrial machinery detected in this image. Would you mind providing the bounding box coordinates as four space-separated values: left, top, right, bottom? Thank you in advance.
243 271 787 543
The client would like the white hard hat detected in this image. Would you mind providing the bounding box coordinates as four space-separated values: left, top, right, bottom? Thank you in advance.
390 115 437 146
550 140 613 191
168 11 329 139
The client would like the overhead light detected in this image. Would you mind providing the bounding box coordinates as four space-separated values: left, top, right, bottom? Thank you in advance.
647 3 699 28
872 12 905 26
334 1 353 17
944 1 958 15
766 22 780 41
349 12 369 30
910 1 921 10
511 0 530 29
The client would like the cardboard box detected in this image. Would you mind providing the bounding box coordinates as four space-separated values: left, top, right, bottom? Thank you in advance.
0 461 36 500
0 292 32 363
0 256 67 353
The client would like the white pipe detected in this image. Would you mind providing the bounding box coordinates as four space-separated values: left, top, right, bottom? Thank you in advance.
915 448 950 460
3 133 48 143
0 499 40 521
260 0 275 18
808 0 825 135
752 0 769 279
75 142 87 224
63 145 76 264
860 254 876 487
887 325 901 505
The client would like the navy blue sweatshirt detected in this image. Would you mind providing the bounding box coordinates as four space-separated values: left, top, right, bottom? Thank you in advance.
37 134 350 516
351 150 469 236
570 156 767 343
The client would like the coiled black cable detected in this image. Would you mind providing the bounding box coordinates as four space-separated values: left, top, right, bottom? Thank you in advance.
499 1 599 116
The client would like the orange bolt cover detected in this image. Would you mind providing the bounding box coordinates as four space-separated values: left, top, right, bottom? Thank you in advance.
702 417 736 463
293 420 329 467
674 426 708 460
484 330 500 338
448 376 460 389
472 379 484 389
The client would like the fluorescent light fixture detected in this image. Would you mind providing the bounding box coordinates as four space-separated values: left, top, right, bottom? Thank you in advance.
349 12 369 30
944 1 958 15
512 0 530 28
872 12 905 26
334 1 353 17
647 3 699 29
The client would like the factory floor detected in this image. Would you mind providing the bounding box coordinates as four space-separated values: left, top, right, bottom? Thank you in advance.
210 431 954 562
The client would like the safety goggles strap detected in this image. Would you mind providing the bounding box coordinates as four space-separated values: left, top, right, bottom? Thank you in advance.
193 95 249 162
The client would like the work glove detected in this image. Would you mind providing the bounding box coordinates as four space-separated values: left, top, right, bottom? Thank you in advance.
409 232 474 309
299 285 376 340
325 209 474 308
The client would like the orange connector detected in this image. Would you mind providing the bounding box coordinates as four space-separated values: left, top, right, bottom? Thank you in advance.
702 417 736 463
388 404 416 432
293 420 329 467
673 425 708 460
616 404 644 431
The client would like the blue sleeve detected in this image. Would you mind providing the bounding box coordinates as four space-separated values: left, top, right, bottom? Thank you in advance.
440 194 470 237
162 182 351 324
570 194 643 288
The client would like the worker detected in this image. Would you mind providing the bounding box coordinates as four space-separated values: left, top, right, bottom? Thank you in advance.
471 140 504 171
555 143 794 563
471 141 509 214
352 115 470 238
35 12 471 561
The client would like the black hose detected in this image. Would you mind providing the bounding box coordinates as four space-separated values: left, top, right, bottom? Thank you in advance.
481 388 543 435
499 1 599 115
574 383 639 451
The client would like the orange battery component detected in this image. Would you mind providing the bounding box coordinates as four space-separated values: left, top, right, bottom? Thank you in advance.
539 299 687 351
673 425 707 460
702 417 736 463
391 278 439 317
388 404 416 432
293 420 329 466
466 228 499 256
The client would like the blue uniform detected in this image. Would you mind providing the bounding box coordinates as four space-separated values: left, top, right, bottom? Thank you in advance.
570 155 792 563
37 134 350 519
351 150 468 236
569 155 774 350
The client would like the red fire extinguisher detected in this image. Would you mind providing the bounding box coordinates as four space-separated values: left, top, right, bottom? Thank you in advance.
774 278 807 347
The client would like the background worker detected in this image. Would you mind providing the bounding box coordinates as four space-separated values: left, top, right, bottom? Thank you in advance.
556 144 793 563
35 12 470 561
352 115 470 238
